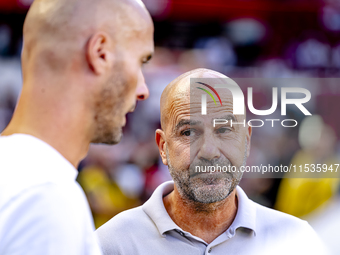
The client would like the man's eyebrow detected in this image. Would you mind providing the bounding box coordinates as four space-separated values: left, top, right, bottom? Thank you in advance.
175 119 202 131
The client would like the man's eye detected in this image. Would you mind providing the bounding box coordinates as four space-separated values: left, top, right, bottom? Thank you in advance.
216 127 230 134
182 130 192 136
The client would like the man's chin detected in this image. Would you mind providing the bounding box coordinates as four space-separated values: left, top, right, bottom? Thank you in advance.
187 179 234 203
194 181 229 193
91 128 123 145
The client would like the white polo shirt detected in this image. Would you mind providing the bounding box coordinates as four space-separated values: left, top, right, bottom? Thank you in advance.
0 134 102 255
96 181 327 255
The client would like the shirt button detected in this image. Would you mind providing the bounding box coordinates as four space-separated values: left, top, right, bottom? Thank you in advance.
208 248 212 253
179 231 185 236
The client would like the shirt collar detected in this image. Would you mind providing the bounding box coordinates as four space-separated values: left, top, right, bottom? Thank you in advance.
142 181 257 237
142 181 182 236
231 186 257 236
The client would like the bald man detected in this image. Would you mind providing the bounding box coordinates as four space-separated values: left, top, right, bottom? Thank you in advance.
0 0 153 254
96 68 326 255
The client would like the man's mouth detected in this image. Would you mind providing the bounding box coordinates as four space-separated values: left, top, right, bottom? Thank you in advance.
122 104 136 126
191 174 227 187
128 103 136 113
190 171 227 179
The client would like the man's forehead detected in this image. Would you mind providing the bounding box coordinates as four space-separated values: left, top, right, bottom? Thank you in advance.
190 86 234 103
175 112 237 124
161 68 241 130
169 83 235 114
170 97 236 126
170 79 234 102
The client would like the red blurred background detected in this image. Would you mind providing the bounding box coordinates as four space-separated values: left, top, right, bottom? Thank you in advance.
1 0 340 253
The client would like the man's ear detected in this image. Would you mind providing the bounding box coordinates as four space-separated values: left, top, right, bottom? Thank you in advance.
246 125 252 157
86 32 113 75
155 129 167 165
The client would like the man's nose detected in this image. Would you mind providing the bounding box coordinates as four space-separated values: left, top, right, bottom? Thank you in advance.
197 132 221 162
136 70 150 101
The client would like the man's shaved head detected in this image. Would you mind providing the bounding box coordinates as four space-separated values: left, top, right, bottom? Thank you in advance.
16 0 154 146
3 0 154 166
160 68 230 131
22 0 152 78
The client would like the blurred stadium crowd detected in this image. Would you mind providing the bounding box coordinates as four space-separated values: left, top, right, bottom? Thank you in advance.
0 0 340 252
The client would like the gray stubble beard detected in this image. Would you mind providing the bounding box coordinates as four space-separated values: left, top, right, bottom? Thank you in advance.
167 141 248 205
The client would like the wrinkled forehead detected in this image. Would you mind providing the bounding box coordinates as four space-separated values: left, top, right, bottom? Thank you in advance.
166 79 236 128
161 69 245 133
180 77 235 110
173 73 234 99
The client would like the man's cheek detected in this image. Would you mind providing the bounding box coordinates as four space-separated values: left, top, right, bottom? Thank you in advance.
122 56 139 89
182 149 191 169
221 146 238 166
174 147 191 169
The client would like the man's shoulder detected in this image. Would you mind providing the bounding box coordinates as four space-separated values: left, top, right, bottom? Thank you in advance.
1 182 88 218
97 205 152 235
0 134 78 208
0 135 46 193
237 186 310 232
251 201 327 254
251 200 315 236
96 206 159 255
0 182 100 255
253 200 307 225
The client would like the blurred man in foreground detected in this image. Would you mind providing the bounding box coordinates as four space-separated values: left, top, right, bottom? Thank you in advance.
97 68 326 255
0 0 153 254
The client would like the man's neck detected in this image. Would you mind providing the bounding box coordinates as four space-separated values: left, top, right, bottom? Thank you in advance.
163 186 238 244
2 129 89 169
1 90 91 168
